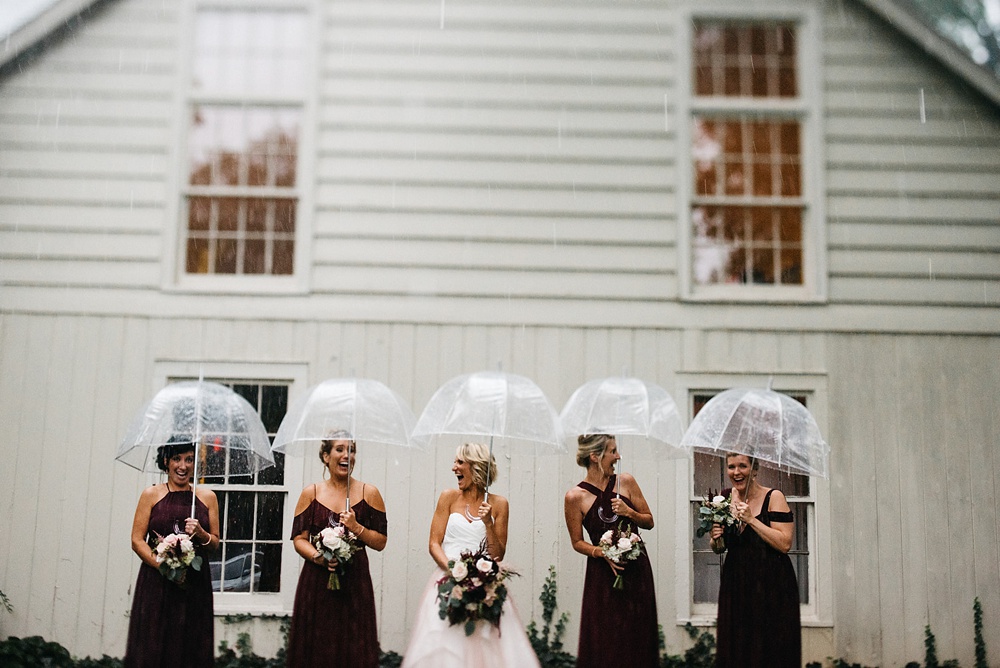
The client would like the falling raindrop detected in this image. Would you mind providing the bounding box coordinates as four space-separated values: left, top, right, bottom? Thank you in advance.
440 0 445 29
557 119 562 148
663 93 669 132
919 88 926 123
928 259 933 280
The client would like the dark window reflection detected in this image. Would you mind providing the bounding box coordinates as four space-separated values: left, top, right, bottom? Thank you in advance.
693 22 797 98
691 393 811 604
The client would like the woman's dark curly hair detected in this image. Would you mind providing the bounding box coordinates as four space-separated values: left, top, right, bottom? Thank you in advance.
156 437 195 472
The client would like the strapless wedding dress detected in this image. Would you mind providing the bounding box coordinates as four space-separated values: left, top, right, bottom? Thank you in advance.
400 514 540 668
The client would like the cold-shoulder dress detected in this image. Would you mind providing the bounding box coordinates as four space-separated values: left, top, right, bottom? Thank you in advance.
576 475 659 667
124 489 215 668
286 492 387 668
715 487 800 668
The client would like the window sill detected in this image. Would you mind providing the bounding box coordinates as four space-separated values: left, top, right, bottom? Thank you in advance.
167 274 308 295
679 615 833 629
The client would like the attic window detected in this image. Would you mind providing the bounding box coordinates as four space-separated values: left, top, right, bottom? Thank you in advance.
688 21 807 290
182 9 306 277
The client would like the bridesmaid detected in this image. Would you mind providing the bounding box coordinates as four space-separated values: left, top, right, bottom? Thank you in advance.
125 438 219 668
563 433 658 667
286 431 388 668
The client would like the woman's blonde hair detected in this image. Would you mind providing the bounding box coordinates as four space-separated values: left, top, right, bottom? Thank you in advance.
576 433 613 468
456 442 497 490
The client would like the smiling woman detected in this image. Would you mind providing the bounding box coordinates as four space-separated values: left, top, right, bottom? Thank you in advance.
124 438 220 668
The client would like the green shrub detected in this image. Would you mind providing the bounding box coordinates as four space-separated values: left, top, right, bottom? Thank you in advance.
974 597 988 668
659 622 715 668
0 636 75 668
526 565 575 668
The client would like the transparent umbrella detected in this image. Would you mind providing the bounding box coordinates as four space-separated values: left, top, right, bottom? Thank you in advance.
117 380 275 516
271 377 419 510
411 370 565 498
679 387 829 478
560 376 687 520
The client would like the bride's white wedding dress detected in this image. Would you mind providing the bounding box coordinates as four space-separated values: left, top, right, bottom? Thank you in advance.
401 513 541 668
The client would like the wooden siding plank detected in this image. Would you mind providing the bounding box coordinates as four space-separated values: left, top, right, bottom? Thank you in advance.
827 170 1000 195
313 239 673 272
0 150 170 176
828 195 999 222
0 315 32 636
316 211 675 244
829 250 1000 279
3 230 161 260
828 277 1000 306
0 259 161 288
319 128 672 160
826 142 1000 169
315 183 672 216
828 222 1000 250
0 204 169 232
316 156 675 187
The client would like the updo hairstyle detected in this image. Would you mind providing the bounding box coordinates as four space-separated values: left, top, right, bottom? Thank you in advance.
576 433 613 468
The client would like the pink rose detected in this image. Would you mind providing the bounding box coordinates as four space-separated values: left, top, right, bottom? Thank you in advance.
451 560 469 581
617 537 632 550
476 558 493 575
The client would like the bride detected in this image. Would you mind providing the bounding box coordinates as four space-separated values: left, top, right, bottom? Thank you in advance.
401 443 540 668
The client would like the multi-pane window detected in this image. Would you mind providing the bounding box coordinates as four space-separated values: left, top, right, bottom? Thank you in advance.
690 393 812 608
690 22 805 288
198 381 289 594
183 8 307 276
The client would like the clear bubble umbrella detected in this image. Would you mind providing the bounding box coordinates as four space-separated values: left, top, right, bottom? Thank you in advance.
679 387 829 478
560 376 687 520
411 370 565 500
271 377 419 511
117 380 275 516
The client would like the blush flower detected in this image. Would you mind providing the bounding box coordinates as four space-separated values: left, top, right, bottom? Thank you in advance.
451 560 469 581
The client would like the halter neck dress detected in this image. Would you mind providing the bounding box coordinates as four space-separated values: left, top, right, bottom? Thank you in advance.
575 475 659 668
124 488 214 668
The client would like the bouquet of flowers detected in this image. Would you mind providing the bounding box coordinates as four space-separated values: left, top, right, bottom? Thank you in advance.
696 490 738 548
154 532 202 588
313 524 362 590
435 540 517 636
598 521 643 590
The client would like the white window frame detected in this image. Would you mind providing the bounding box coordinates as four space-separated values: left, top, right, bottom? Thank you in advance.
676 4 827 302
672 372 832 628
152 360 309 615
161 0 319 295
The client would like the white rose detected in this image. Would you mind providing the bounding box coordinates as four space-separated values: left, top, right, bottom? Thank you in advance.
451 560 469 581
630 533 641 543
321 528 344 551
476 558 493 575
600 530 614 544
712 495 726 504
617 537 632 550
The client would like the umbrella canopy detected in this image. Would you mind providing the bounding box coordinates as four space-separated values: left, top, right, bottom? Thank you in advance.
411 371 564 453
117 380 274 515
679 387 829 478
559 376 687 458
117 380 274 474
271 377 418 454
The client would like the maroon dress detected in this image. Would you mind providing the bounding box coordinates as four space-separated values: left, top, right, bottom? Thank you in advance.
576 476 659 668
286 491 387 668
124 489 214 668
715 488 800 668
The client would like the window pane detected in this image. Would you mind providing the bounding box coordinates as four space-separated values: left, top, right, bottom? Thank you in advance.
693 22 797 98
260 385 288 434
692 205 802 286
188 107 300 189
257 492 285 541
225 491 255 541
193 10 307 97
257 542 282 593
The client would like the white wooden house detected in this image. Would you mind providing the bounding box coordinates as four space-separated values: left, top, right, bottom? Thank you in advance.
1 0 998 665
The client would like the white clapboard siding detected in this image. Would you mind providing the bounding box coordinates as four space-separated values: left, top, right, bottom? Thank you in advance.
315 211 676 245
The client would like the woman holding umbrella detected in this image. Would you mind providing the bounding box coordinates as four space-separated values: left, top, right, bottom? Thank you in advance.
286 431 388 668
124 438 219 668
564 433 658 667
401 442 539 668
710 453 799 668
